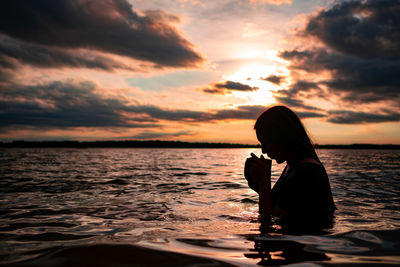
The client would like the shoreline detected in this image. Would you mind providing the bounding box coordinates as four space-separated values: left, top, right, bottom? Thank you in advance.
0 140 399 149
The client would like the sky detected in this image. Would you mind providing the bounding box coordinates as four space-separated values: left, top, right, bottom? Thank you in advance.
0 0 399 144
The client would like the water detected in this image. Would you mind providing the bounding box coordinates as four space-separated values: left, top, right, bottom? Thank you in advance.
1 148 399 266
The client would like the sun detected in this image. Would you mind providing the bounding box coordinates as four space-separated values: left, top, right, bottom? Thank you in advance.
225 61 287 106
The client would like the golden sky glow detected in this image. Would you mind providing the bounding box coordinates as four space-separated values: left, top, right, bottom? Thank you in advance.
1 0 399 144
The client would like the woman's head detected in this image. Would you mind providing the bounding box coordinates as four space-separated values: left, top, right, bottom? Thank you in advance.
254 105 318 163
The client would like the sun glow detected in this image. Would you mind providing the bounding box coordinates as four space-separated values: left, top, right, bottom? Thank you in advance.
225 62 286 106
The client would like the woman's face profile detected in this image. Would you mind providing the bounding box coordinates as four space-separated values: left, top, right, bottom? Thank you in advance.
256 130 286 164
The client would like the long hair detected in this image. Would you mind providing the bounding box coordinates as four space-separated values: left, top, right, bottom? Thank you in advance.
254 106 319 161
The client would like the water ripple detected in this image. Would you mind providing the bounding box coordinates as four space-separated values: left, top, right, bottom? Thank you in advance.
0 148 399 265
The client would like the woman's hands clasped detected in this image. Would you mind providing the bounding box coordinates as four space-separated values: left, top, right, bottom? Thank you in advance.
244 153 272 193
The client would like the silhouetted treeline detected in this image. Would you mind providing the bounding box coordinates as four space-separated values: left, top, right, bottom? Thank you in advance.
0 141 399 149
315 144 400 150
0 140 258 148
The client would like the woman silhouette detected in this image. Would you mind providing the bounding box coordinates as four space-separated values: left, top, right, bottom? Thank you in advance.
245 106 335 230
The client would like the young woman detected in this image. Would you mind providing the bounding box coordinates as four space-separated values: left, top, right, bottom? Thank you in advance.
245 106 336 230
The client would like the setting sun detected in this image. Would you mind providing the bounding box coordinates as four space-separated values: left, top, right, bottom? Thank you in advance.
224 62 282 105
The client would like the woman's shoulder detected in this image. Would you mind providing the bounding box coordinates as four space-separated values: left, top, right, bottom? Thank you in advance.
291 158 327 178
298 158 321 166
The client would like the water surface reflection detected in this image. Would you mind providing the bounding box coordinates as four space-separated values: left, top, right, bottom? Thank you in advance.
1 148 399 265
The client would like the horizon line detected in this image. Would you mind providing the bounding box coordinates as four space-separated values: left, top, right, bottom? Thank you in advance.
1 140 399 149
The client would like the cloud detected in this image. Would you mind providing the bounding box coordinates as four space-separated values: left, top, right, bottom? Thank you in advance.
280 48 400 104
0 35 135 71
304 0 400 58
274 96 320 111
278 0 400 108
260 75 284 85
131 104 264 122
0 0 204 68
130 130 194 139
142 10 181 24
211 105 325 120
327 110 400 124
0 80 282 131
0 81 160 129
211 105 265 120
131 105 210 122
202 80 258 94
0 79 196 129
0 66 13 83
0 79 230 128
273 80 322 111
296 111 326 119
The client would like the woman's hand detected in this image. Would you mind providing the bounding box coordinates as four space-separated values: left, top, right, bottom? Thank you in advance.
249 153 271 190
244 157 259 193
248 153 272 216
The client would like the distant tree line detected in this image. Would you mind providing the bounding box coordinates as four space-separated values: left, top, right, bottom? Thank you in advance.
0 140 258 148
314 144 400 150
1 140 399 149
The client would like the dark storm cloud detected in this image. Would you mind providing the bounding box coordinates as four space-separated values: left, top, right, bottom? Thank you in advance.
261 75 284 85
280 49 331 73
278 0 400 110
0 0 204 68
202 80 258 94
327 110 400 124
0 80 227 128
0 80 207 129
0 80 285 131
273 81 322 111
275 80 321 96
0 35 135 71
305 0 400 58
0 81 160 128
280 48 400 103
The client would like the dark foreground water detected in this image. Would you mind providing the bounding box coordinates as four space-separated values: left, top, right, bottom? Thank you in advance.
1 148 399 266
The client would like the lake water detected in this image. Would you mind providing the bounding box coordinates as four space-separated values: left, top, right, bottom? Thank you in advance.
1 148 399 266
